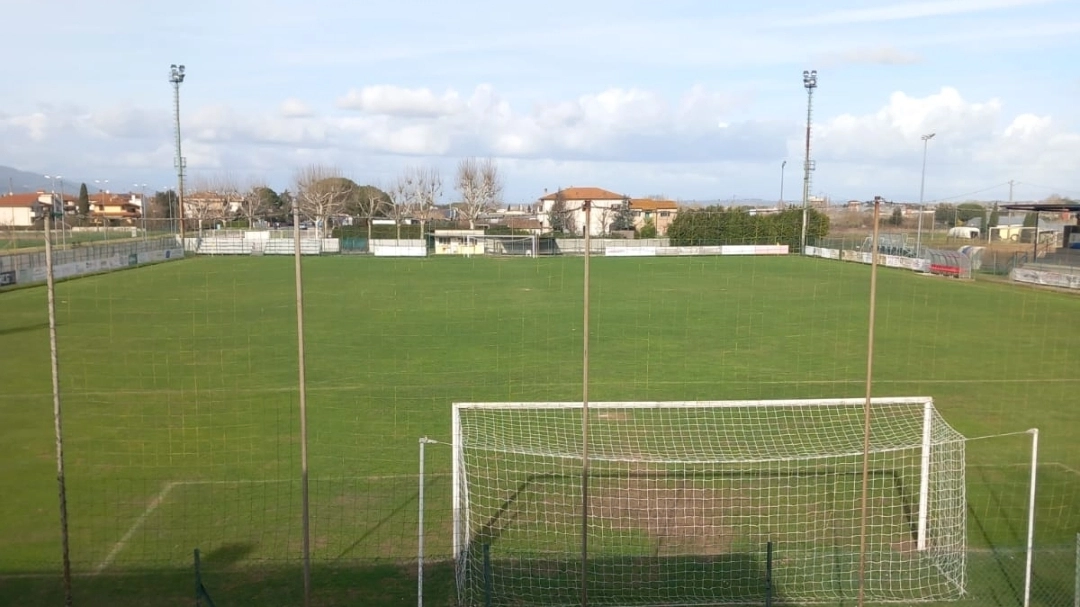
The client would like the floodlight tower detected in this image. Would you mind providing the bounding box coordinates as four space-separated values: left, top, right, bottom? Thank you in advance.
916 133 935 257
800 69 818 253
170 64 187 240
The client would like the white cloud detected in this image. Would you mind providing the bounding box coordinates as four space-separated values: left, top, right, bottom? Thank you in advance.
819 46 923 66
803 86 1080 200
336 85 465 117
782 0 1060 27
1 85 1078 202
280 98 314 118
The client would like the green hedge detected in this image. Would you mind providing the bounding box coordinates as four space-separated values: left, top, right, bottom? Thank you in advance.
667 207 829 248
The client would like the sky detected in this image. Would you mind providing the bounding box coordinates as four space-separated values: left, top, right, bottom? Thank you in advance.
1 0 1079 204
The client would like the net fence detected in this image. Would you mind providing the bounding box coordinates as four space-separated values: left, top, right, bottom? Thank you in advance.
0 208 1077 607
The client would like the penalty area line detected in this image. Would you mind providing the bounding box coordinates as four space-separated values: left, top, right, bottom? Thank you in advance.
93 481 179 576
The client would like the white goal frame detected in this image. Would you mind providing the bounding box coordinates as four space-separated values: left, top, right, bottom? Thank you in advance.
471 233 539 256
451 397 966 605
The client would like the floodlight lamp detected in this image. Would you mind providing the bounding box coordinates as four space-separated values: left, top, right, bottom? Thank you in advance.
922 132 936 141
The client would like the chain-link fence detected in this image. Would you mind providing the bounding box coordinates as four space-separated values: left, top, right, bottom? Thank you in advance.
2 215 1077 607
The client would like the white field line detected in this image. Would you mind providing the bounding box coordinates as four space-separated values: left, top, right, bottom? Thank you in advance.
1046 461 1080 478
89 473 442 576
969 461 1080 476
175 473 451 486
8 474 448 580
93 481 179 575
3 377 1079 400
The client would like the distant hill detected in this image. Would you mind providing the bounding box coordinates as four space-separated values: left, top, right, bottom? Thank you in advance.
0 165 86 195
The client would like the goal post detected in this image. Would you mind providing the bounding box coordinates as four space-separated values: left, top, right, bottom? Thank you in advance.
451 398 967 606
472 233 539 257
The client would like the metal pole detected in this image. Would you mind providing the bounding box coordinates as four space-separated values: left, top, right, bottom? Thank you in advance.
800 70 817 253
418 437 434 607
170 65 187 242
779 161 786 209
917 138 929 256
293 203 312 606
59 179 66 248
45 212 74 607
580 200 592 607
857 196 883 607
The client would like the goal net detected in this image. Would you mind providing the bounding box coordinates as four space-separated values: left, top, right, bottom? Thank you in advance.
452 398 967 606
474 233 539 256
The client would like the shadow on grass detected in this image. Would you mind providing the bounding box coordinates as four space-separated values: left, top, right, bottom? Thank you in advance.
0 560 458 607
0 321 49 337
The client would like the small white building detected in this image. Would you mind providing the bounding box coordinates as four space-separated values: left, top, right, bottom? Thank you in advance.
0 192 62 227
433 229 485 256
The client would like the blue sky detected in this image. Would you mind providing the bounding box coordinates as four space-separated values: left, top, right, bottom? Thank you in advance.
1 0 1079 203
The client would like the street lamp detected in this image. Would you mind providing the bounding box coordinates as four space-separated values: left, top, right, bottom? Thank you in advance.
800 69 818 253
95 179 109 238
916 132 935 257
44 174 66 246
135 183 148 235
170 64 187 240
780 161 787 209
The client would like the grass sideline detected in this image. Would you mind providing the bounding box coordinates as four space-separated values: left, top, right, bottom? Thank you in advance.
1 254 1077 606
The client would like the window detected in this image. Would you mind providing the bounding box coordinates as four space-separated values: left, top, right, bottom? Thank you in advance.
660 211 670 217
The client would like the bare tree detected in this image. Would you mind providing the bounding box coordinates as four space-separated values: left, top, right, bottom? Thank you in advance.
294 165 352 239
387 176 414 242
188 174 235 235
455 158 503 229
238 182 271 228
406 166 442 237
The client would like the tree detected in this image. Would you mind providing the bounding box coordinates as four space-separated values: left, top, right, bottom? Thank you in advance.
406 166 441 237
548 191 573 234
351 184 391 243
386 176 417 241
188 175 237 232
77 183 90 217
988 203 1000 230
887 207 903 226
933 204 955 226
611 200 635 232
455 158 503 229
237 184 279 227
956 202 985 224
638 217 658 239
294 165 353 239
150 190 178 219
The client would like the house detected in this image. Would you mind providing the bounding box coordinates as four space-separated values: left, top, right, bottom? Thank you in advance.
538 187 629 236
0 192 62 227
183 190 234 222
504 218 544 235
90 193 141 224
628 199 678 235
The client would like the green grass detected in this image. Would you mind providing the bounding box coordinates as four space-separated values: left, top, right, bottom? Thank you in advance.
0 255 1077 606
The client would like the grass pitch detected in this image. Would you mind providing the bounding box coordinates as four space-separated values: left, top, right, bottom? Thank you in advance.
0 255 1077 606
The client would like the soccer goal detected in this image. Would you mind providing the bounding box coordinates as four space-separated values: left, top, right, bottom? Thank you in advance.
474 233 539 256
451 398 967 606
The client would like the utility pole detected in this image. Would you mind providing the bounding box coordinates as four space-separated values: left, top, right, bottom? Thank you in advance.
170 64 187 241
800 70 818 253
